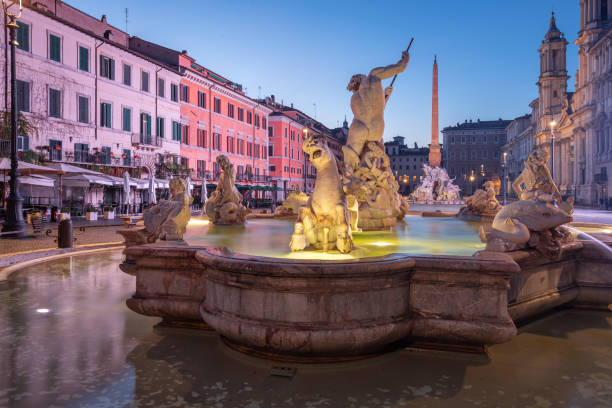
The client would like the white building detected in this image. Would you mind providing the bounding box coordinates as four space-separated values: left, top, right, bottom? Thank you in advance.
0 0 182 179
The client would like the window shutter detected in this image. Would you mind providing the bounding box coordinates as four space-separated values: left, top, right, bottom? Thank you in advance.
146 114 152 136
109 59 115 80
17 22 29 51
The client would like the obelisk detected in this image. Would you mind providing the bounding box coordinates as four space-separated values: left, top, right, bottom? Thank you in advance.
429 55 442 167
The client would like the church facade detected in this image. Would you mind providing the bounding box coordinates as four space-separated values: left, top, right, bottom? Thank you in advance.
503 3 612 207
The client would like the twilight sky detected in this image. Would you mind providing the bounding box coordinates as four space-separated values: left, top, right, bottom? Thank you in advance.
73 0 578 146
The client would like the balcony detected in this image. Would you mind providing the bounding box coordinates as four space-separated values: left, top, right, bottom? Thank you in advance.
131 133 162 148
594 173 608 183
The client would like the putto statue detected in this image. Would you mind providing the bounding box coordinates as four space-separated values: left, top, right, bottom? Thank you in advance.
409 164 461 202
480 148 574 258
290 135 353 253
118 177 193 246
342 49 411 230
205 155 247 225
457 180 502 220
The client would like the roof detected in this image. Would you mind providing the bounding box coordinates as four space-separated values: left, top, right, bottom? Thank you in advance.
442 119 512 132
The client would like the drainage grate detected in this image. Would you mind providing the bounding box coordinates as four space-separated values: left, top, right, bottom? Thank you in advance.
269 366 297 378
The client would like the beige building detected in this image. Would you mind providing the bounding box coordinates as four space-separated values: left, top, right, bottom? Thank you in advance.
503 5 612 206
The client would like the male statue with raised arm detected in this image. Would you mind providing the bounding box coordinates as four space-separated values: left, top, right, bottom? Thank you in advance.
343 50 410 171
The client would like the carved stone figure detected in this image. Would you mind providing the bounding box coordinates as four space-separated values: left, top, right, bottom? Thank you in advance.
457 180 502 220
480 148 574 258
118 177 193 246
409 164 461 202
274 186 309 217
290 135 353 253
341 49 410 230
205 155 247 225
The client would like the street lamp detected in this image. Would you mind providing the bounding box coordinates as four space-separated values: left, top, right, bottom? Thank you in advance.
550 120 557 181
469 170 475 194
502 151 508 205
1 0 25 238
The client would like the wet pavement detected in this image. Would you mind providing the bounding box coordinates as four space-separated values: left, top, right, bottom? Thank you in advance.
1 250 612 407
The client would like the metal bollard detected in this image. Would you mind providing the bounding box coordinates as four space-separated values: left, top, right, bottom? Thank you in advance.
58 219 73 248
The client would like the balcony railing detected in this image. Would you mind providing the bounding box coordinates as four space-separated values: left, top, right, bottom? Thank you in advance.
131 133 162 147
594 173 608 183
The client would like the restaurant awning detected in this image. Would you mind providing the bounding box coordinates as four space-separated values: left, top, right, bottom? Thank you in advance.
7 174 55 187
0 158 64 176
45 162 102 175
61 174 113 188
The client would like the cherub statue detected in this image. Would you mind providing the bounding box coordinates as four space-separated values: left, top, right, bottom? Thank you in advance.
143 177 193 241
205 155 247 225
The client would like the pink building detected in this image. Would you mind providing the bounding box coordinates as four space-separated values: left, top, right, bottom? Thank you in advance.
129 38 272 206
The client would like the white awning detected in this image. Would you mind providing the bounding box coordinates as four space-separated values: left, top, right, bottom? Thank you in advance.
7 174 55 187
61 174 113 188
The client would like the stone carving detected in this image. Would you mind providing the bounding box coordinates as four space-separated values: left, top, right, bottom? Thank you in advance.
290 135 353 253
480 148 574 258
457 180 502 220
274 186 309 217
341 49 410 230
409 165 461 202
205 155 247 225
118 177 193 246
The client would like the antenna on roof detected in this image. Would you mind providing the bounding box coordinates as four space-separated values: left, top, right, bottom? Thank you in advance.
125 8 128 33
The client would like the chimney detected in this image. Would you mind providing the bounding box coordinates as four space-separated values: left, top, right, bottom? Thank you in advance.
101 15 107 24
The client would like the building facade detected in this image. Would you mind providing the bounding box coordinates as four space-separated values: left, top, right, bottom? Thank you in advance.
442 119 510 195
0 0 182 179
502 7 612 206
384 136 429 195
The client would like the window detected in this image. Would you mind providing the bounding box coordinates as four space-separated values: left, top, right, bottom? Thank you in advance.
268 144 274 156
471 135 476 144
172 121 181 141
182 125 190 145
461 135 466 144
269 165 276 172
198 91 206 108
49 140 62 161
122 107 131 132
100 55 115 80
227 136 234 153
263 144 267 159
141 71 150 92
238 107 244 121
49 34 61 62
100 102 112 128
238 139 244 155
268 126 273 138
237 165 244 180
494 135 499 143
197 129 207 147
451 135 455 144
255 114 260 128
247 111 252 124
214 97 221 113
197 160 206 178
16 80 30 112
123 64 131 86
284 128 288 138
141 113 152 142
157 78 165 97
228 103 234 118
123 149 131 166
157 117 165 138
181 84 189 102
78 46 89 72
16 135 29 152
483 135 487 143
212 133 221 150
262 117 267 129
78 96 89 124
170 84 178 102
74 143 88 163
100 146 111 165
291 130 295 140
16 21 29 52
248 142 253 156
49 88 61 118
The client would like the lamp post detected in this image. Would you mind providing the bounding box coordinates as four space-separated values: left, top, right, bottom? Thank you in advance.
469 170 475 195
550 120 557 181
502 151 508 205
1 0 25 239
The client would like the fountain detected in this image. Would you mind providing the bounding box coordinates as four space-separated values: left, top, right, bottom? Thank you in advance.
116 51 612 362
457 180 502 221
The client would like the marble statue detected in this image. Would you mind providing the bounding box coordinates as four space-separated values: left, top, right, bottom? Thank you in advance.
409 164 461 202
118 177 193 246
205 155 247 225
457 180 502 220
290 135 353 253
274 186 309 217
341 49 410 230
480 148 574 258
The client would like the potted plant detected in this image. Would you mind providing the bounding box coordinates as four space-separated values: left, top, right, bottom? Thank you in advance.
103 206 115 220
85 204 97 221
29 209 42 232
59 207 71 220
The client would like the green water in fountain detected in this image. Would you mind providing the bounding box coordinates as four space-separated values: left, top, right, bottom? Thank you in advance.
182 215 486 259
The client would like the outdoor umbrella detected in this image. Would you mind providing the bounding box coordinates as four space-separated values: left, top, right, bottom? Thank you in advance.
1 159 63 209
185 176 192 195
149 173 157 205
202 179 207 204
123 171 131 213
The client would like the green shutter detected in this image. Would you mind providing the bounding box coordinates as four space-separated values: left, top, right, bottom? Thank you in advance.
17 22 29 52
106 104 112 127
123 108 131 132
146 114 152 136
79 47 89 72
109 59 115 80
49 34 60 62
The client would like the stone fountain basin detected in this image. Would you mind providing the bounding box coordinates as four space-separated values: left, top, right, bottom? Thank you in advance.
122 244 523 360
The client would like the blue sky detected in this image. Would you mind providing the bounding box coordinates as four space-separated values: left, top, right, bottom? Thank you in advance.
73 0 578 146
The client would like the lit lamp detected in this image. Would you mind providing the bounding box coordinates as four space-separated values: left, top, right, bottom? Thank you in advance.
550 120 557 180
1 0 26 239
469 170 475 194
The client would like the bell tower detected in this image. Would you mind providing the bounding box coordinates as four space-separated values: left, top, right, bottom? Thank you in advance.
537 12 569 125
